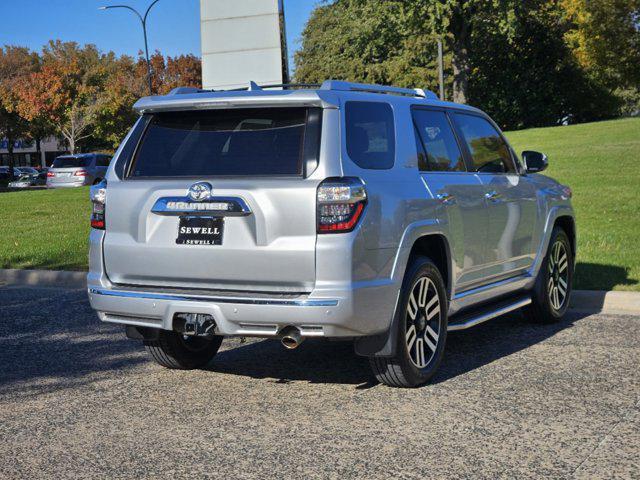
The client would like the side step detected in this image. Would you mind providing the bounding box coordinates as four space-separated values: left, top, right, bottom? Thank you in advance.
448 295 531 331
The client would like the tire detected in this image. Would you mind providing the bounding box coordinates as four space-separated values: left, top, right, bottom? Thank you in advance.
144 331 223 369
524 226 573 323
370 256 448 388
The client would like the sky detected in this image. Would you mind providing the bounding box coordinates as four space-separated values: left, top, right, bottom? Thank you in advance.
0 0 319 72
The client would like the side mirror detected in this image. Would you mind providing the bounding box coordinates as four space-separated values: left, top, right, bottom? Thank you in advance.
522 150 548 173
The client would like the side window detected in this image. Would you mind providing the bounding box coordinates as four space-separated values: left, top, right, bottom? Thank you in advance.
412 110 465 172
454 113 515 173
345 101 395 169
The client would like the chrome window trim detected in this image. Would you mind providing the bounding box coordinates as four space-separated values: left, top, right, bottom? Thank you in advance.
89 288 339 307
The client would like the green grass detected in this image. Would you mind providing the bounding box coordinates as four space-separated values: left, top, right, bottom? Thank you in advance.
0 188 91 271
0 117 639 290
506 117 640 291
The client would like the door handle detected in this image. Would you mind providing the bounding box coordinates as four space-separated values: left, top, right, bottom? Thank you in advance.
435 193 456 205
485 190 502 202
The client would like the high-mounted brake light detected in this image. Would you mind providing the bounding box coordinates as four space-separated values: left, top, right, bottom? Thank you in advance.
317 177 367 233
90 180 107 230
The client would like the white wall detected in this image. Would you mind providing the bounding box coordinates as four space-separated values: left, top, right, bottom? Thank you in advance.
200 0 289 90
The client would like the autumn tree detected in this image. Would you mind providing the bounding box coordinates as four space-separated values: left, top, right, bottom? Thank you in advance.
0 46 37 176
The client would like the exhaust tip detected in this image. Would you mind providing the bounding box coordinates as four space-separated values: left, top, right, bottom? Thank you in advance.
279 326 303 350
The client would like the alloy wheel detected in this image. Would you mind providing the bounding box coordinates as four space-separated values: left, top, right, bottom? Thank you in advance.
547 240 569 311
405 277 442 368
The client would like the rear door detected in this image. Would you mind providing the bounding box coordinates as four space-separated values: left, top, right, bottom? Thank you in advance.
412 107 490 288
452 113 539 278
103 107 322 293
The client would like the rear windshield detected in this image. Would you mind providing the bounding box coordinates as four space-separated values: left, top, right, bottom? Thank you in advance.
53 156 88 168
128 108 311 177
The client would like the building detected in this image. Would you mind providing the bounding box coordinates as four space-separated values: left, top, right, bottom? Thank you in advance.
200 0 289 90
0 137 67 168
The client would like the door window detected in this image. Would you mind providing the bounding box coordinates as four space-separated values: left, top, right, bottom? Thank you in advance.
412 110 465 172
454 113 516 174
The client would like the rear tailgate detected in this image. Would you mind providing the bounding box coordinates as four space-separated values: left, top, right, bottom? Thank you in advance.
103 106 322 293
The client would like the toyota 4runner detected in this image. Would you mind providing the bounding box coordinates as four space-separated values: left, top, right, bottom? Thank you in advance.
87 80 576 387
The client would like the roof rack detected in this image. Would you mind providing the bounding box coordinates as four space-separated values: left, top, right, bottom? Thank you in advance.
320 80 438 99
167 81 439 99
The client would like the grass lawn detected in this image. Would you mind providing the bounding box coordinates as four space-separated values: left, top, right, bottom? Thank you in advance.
506 117 640 291
0 117 638 290
0 187 91 271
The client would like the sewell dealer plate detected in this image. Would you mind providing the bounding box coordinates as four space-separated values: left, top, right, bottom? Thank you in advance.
176 216 224 245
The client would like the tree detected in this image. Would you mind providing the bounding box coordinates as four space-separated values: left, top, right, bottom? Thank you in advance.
19 41 110 154
294 1 451 94
0 46 37 176
562 0 640 88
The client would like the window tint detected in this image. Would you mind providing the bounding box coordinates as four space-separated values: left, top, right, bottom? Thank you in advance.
129 108 310 177
454 113 515 173
52 156 88 168
345 101 395 169
412 110 465 172
97 155 111 167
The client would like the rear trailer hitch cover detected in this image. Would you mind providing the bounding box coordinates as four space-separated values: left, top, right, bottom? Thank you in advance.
173 313 217 337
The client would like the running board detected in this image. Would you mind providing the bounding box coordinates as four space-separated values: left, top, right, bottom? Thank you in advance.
448 296 531 331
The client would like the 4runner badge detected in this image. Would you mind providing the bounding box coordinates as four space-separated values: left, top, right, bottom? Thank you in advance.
187 182 213 202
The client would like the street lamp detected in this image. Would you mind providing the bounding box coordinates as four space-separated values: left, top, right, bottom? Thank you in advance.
99 0 161 95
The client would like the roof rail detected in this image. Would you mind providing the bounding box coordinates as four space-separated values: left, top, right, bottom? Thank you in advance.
320 80 438 99
166 81 439 99
167 87 202 95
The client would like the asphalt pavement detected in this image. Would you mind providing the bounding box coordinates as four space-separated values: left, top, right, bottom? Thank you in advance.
0 285 638 479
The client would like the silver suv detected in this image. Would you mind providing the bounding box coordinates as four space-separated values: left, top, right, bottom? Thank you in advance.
47 153 111 187
87 81 575 387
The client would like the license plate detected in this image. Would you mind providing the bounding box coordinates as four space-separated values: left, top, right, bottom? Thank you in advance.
176 217 224 245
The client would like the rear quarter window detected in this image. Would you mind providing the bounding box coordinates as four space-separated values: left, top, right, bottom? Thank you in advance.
345 101 395 169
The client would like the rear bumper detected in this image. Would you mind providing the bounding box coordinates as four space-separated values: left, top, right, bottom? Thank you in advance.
88 283 388 338
47 180 89 188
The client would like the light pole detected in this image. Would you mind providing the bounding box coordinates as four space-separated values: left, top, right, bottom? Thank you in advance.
436 37 445 101
99 0 161 95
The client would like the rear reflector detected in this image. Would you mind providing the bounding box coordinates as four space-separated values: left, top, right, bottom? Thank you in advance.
317 177 367 233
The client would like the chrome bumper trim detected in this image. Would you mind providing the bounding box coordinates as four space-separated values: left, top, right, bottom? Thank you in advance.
88 288 339 307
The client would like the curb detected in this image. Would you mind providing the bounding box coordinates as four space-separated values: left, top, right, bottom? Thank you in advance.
0 268 87 289
568 290 640 315
1 268 639 315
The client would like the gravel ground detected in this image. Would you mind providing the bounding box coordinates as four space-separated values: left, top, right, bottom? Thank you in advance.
0 285 638 479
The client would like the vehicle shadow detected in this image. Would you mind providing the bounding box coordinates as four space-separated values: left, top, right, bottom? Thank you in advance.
206 310 593 388
574 262 637 291
0 286 146 398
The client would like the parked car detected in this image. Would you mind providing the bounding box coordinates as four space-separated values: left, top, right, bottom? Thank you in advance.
87 81 575 387
9 174 36 188
46 153 111 188
16 166 40 176
0 166 9 181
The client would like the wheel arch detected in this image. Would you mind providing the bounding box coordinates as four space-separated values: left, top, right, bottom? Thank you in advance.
554 215 576 256
355 226 453 358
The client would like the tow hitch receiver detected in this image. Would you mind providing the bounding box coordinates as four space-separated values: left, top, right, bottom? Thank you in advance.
173 313 216 337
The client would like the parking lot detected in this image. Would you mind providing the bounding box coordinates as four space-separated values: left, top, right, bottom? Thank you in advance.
0 284 638 479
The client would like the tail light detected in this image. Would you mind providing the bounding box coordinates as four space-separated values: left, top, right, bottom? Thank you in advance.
46 171 55 177
317 177 367 233
74 169 89 177
90 180 107 229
